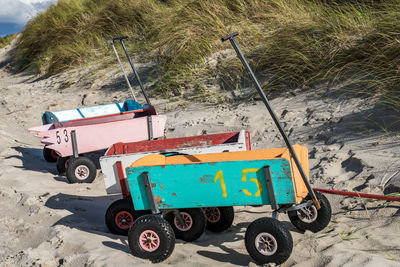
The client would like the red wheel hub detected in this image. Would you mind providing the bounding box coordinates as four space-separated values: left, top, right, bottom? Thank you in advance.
204 207 221 223
115 211 134 230
174 212 193 231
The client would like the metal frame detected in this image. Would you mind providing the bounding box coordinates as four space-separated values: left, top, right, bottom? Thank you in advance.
264 166 279 210
147 115 153 140
142 172 160 214
71 130 79 159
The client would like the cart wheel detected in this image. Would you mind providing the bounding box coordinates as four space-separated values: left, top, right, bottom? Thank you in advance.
204 206 234 232
128 214 175 263
105 198 150 236
56 156 71 174
288 191 331 233
165 208 206 242
43 147 58 163
65 156 97 183
245 217 293 265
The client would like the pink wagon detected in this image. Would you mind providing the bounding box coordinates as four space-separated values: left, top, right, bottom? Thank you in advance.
29 36 167 184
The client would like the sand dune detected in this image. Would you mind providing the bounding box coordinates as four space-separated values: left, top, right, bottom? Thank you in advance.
0 40 399 266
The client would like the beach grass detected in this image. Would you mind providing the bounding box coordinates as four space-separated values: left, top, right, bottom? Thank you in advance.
0 34 17 49
15 0 400 108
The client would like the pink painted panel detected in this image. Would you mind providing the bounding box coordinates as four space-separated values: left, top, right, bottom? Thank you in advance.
30 115 167 157
28 124 55 132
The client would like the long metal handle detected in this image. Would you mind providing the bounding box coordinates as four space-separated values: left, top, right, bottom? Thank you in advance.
119 39 151 106
221 32 320 209
108 41 137 101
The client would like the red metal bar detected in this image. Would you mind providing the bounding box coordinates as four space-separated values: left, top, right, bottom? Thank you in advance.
245 131 252 151
116 161 130 198
314 188 400 202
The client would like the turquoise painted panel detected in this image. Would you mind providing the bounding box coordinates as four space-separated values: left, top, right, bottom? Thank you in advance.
41 100 143 124
126 159 296 210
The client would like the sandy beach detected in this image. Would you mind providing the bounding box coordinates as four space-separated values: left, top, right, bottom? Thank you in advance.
0 39 399 266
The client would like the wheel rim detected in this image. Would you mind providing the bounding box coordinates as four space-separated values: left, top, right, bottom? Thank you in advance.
204 207 221 223
51 150 59 159
255 232 278 256
115 211 134 230
139 230 160 252
74 165 90 180
64 158 70 169
297 205 318 223
174 212 193 231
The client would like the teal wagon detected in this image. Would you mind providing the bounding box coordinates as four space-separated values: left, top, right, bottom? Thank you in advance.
124 152 331 265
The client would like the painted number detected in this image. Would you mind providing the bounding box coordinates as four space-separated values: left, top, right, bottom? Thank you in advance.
63 129 69 142
241 168 262 197
55 130 69 144
214 168 263 198
214 170 228 198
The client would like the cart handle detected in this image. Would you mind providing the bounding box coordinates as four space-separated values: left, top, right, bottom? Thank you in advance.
221 32 239 42
220 31 321 209
112 36 129 42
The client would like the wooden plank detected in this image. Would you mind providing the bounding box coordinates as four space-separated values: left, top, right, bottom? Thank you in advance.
30 115 167 157
126 159 295 210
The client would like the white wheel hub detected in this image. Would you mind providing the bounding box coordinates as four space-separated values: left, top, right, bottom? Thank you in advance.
255 232 278 256
297 205 318 223
75 165 90 180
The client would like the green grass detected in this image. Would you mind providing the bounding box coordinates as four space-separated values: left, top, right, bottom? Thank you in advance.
16 0 400 108
0 34 17 49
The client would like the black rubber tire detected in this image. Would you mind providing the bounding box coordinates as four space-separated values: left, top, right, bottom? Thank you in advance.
204 206 234 232
56 156 71 174
245 217 293 265
43 147 58 163
105 198 150 236
128 215 175 263
288 191 331 233
65 156 97 183
165 208 206 242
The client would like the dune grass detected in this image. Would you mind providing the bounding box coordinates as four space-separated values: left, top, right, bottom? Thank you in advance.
0 34 17 49
16 0 400 108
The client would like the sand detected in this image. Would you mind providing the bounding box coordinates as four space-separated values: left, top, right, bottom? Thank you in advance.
0 39 399 267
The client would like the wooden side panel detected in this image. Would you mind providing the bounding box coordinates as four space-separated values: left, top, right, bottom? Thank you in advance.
130 146 309 204
281 145 309 203
126 159 295 210
30 115 167 157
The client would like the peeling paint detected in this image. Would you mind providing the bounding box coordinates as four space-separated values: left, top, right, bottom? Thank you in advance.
155 196 162 206
160 183 164 190
199 175 213 184
172 193 177 197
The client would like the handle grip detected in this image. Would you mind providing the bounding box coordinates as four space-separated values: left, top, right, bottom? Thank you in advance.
112 36 129 42
221 32 239 42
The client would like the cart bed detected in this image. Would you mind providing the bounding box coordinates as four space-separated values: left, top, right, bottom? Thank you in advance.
126 159 295 210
